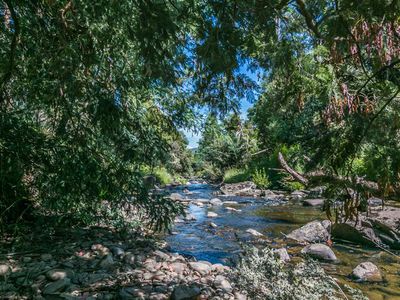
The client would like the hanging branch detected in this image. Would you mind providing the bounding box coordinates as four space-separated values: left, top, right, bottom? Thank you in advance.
277 152 380 193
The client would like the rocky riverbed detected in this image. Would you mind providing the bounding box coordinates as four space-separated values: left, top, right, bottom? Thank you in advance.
0 225 246 299
1 182 399 299
166 182 400 300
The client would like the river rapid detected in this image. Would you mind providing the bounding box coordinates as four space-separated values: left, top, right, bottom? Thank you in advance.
165 183 400 300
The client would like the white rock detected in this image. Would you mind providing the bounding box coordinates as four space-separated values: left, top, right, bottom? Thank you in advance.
153 250 170 261
246 228 264 237
286 221 330 244
352 262 382 282
226 206 241 212
210 198 223 205
207 212 218 218
209 222 218 228
301 243 337 261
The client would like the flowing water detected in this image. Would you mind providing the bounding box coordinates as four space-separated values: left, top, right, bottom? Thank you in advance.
165 183 400 300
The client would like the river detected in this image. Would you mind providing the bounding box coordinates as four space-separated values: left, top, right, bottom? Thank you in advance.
165 183 400 300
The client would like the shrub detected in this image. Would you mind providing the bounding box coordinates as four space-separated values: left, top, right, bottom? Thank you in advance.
231 246 367 300
252 168 270 189
223 168 250 183
282 180 305 191
153 167 173 185
174 175 187 185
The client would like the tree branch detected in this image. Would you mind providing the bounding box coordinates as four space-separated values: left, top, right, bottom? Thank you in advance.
294 0 322 39
278 152 309 185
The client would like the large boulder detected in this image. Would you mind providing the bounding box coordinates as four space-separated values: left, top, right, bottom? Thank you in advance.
286 221 330 244
351 262 383 282
332 212 400 250
301 244 337 261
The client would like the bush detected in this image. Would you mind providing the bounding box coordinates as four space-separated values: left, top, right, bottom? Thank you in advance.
232 246 367 300
252 168 270 189
174 175 187 185
223 168 250 183
282 180 305 191
153 167 173 185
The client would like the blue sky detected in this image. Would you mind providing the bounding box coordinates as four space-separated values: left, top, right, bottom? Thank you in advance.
184 66 262 149
183 97 253 148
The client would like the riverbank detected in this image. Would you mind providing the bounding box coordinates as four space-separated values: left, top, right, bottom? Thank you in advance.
0 224 245 299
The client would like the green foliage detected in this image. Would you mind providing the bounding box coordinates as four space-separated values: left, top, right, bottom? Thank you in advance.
153 168 173 186
197 163 223 182
232 246 365 300
2 0 400 231
252 169 270 189
223 168 251 184
173 175 187 185
282 181 306 192
196 113 258 178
